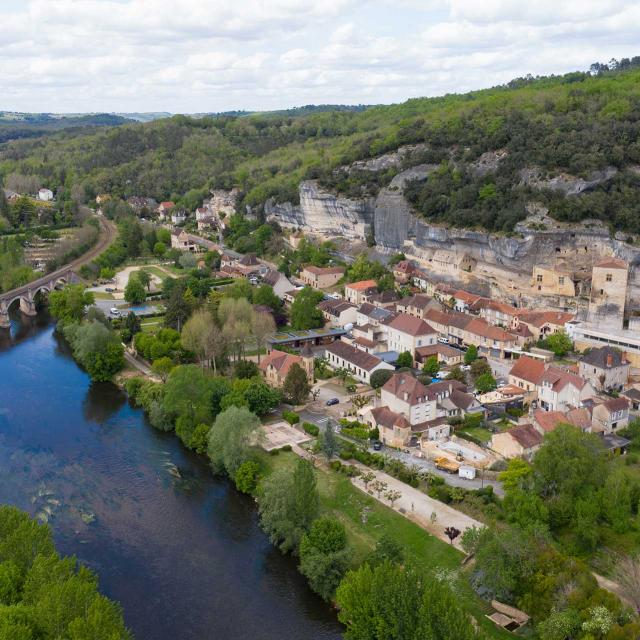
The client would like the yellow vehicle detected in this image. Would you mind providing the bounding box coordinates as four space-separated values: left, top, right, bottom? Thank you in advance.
434 457 460 474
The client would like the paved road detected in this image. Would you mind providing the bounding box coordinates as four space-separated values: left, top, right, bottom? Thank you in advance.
0 216 117 304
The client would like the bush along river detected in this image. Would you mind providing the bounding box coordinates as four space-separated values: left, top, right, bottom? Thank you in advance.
0 313 342 640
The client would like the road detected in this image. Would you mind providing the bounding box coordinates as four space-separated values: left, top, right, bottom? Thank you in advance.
0 216 117 305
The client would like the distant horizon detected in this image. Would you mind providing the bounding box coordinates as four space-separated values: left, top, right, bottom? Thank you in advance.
2 0 640 113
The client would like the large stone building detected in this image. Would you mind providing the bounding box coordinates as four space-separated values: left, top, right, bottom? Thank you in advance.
588 257 628 328
578 346 629 392
259 348 314 388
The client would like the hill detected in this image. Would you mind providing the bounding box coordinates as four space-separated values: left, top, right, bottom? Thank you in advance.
0 112 132 143
1 57 640 233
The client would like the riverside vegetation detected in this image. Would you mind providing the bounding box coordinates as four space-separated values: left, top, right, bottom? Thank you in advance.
2 58 640 233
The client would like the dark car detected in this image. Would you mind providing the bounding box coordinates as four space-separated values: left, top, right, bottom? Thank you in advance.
372 441 382 451
325 398 340 406
105 287 115 293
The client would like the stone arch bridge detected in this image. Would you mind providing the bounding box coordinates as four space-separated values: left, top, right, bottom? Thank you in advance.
0 267 76 328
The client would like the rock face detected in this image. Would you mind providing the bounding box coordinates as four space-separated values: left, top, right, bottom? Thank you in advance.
519 166 618 195
266 181 374 239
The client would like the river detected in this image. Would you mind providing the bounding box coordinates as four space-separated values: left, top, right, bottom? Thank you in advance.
0 314 342 640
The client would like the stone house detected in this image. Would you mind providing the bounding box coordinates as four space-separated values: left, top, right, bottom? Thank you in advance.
512 310 575 342
588 257 628 328
578 346 629 392
259 348 314 388
345 280 378 305
318 298 358 328
396 294 444 318
491 423 542 459
300 265 345 289
508 355 547 399
414 343 464 367
591 397 630 433
537 367 595 412
386 313 438 357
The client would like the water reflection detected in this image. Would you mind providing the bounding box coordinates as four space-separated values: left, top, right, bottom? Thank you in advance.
0 316 342 640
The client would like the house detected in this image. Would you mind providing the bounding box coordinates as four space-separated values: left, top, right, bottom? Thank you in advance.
508 356 547 396
386 313 438 358
300 266 345 289
512 310 575 341
38 188 54 201
491 424 542 459
537 367 595 412
197 217 216 231
452 290 483 313
396 294 443 319
356 302 395 327
392 260 415 284
345 280 378 305
318 299 358 328
157 201 175 218
411 269 435 295
531 265 579 297
259 348 313 388
324 341 394 384
364 290 400 309
462 318 517 358
622 387 640 412
592 397 630 433
262 269 294 299
588 257 628 329
414 343 464 367
171 210 187 225
532 409 568 435
471 299 518 327
578 346 629 392
170 229 197 251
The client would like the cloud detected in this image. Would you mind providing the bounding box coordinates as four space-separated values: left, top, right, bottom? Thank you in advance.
0 0 638 113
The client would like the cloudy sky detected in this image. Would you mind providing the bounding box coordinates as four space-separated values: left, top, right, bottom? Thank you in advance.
2 0 639 114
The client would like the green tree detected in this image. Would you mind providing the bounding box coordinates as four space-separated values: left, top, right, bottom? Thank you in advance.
475 372 496 393
541 331 573 357
49 285 94 325
253 285 281 312
290 286 324 330
164 280 194 331
319 421 338 460
369 534 404 566
299 517 350 601
235 460 261 494
395 351 414 368
422 355 439 377
151 356 174 382
336 561 421 640
282 362 311 404
470 358 491 379
464 345 478 364
446 366 466 382
370 369 393 389
63 321 124 382
124 275 146 304
208 405 261 478
153 241 167 258
137 268 152 291
259 458 319 553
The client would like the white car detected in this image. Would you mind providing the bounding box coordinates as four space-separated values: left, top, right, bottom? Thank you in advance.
437 337 449 344
109 308 121 317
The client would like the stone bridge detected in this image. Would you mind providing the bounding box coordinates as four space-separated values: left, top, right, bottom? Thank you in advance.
0 266 76 328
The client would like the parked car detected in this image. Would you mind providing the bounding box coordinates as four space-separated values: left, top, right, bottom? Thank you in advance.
460 364 471 371
109 308 121 317
105 287 115 293
372 441 382 451
325 398 340 406
437 337 450 344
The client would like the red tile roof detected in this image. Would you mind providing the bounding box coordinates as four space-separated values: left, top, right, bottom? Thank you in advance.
388 313 437 337
508 423 543 449
259 350 303 378
540 366 588 392
509 356 546 385
516 310 575 328
346 279 378 291
594 257 627 270
325 340 385 372
303 265 345 276
533 409 567 433
382 372 431 406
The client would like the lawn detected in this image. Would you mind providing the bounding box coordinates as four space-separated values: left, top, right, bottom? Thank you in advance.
262 451 514 639
460 426 493 443
92 291 115 300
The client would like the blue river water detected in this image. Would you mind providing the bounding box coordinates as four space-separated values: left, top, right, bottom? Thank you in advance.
0 313 342 640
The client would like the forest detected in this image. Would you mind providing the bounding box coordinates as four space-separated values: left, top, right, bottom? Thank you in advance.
1 58 640 233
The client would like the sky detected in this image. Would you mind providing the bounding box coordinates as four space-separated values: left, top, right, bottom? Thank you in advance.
1 0 640 114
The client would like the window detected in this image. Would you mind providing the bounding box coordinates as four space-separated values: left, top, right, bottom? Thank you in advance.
558 276 565 285
606 274 612 282
536 274 543 283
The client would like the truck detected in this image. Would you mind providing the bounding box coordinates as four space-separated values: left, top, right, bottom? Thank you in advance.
434 457 460 474
458 465 477 480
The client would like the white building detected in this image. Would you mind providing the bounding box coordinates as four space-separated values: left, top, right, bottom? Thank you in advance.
324 340 393 385
386 313 437 357
38 188 54 201
537 367 595 412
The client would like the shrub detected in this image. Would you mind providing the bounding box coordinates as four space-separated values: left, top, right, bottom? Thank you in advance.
282 410 300 425
303 422 319 436
235 460 261 494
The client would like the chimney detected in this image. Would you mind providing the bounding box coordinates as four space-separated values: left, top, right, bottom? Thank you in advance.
606 353 613 368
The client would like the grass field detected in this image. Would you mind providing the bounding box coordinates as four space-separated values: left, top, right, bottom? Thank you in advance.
460 426 493 443
262 451 514 639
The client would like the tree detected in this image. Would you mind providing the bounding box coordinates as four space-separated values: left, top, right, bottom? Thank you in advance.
63 321 124 382
235 359 259 379
290 286 324 330
446 366 467 383
360 471 376 491
470 358 491 379
422 355 439 377
235 460 261 494
151 356 174 382
259 458 319 553
372 479 388 499
49 285 94 325
219 297 253 361
444 526 461 544
464 344 478 364
369 534 404 567
137 268 152 291
475 372 496 393
253 285 281 312
154 241 167 257
282 362 311 405
299 517 350 601
395 351 414 368
370 369 393 389
336 561 421 640
541 331 573 357
121 311 141 342
181 309 219 370
351 394 370 410
124 275 146 304
385 489 402 508
498 458 533 492
179 252 198 270
164 281 194 332
251 309 276 363
208 406 261 478
319 421 338 460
